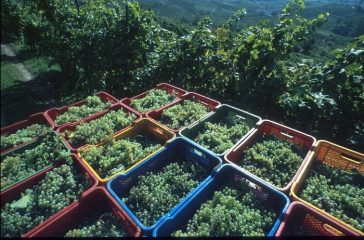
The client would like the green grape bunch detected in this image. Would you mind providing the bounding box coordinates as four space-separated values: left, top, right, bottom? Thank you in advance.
238 134 304 188
160 99 210 130
64 212 128 237
130 89 177 113
1 124 51 151
299 163 364 231
195 115 250 154
1 164 90 237
64 109 136 147
122 161 209 226
80 135 162 178
55 96 111 125
1 133 72 191
172 181 276 237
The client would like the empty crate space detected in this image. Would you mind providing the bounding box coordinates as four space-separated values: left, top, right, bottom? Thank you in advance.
107 137 222 235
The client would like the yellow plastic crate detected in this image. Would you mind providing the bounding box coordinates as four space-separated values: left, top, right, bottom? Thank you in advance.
77 118 175 184
291 140 364 235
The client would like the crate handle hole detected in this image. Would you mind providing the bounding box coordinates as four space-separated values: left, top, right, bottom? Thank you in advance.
236 115 246 120
341 154 362 165
193 148 204 158
323 223 344 236
280 132 294 139
154 128 164 135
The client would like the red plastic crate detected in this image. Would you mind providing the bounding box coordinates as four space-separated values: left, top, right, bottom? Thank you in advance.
57 104 142 152
276 202 359 236
225 120 316 193
1 113 53 155
1 154 98 237
45 92 119 129
146 92 221 133
28 187 141 237
120 83 188 116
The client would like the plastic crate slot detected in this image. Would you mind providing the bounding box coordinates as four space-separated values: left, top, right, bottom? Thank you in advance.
236 115 246 120
323 223 343 236
341 154 362 164
154 128 164 135
280 132 294 139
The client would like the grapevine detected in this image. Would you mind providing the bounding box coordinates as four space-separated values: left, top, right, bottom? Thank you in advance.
194 114 250 154
1 133 72 190
122 160 208 226
1 124 51 151
299 163 364 231
63 109 137 147
55 96 111 125
130 89 177 113
238 134 304 188
1 164 90 237
160 99 210 130
64 212 128 237
80 135 162 178
172 180 276 236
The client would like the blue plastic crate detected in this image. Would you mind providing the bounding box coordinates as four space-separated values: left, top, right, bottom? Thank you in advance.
152 164 290 237
106 137 222 236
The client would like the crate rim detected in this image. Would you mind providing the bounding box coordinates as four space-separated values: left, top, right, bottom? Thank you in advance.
1 131 71 192
77 118 176 184
106 137 223 235
56 103 142 152
146 92 221 133
44 92 119 130
152 163 290 237
120 83 188 116
224 119 317 193
275 201 361 236
179 104 262 157
290 140 364 235
1 112 54 155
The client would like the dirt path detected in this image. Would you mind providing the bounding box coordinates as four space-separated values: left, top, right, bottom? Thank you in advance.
1 43 34 82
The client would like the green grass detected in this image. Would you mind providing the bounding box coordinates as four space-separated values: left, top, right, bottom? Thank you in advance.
1 60 22 90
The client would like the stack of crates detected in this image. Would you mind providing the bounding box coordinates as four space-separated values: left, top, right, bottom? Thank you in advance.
1 83 363 237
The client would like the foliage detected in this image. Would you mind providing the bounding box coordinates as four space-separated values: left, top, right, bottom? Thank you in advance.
55 96 111 125
279 36 364 150
194 114 250 154
160 99 210 130
1 133 72 190
299 163 364 232
3 0 363 150
1 0 21 40
64 109 137 147
130 89 177 113
80 135 161 178
64 212 128 237
122 161 208 226
172 180 276 237
1 124 51 151
238 134 304 188
1 163 90 237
